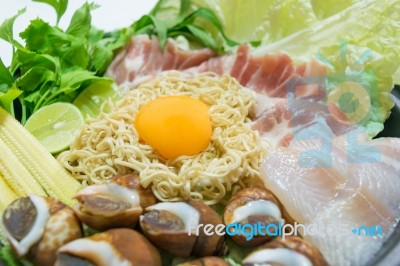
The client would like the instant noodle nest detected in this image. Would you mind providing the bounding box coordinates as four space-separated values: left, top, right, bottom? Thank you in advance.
58 72 265 204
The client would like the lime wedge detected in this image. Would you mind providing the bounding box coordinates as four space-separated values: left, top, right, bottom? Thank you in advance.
73 81 120 118
25 103 84 154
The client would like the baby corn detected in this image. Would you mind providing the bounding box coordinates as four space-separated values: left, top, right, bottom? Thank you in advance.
0 107 82 206
0 138 46 197
0 172 18 213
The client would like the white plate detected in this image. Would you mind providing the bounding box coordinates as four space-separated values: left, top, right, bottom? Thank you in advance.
0 0 157 66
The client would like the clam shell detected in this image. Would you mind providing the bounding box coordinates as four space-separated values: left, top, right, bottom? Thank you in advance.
223 188 290 246
56 229 161 266
243 236 328 266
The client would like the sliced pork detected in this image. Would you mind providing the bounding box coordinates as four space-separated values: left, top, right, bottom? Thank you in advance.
186 44 328 98
106 35 215 84
252 99 357 147
261 121 400 266
185 44 354 147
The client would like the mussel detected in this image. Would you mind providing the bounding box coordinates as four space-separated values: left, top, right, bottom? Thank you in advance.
140 200 226 257
73 174 157 230
55 228 161 266
242 236 328 266
1 195 82 266
223 188 292 246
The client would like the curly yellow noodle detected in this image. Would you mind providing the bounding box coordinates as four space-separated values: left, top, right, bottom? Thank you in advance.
58 72 266 204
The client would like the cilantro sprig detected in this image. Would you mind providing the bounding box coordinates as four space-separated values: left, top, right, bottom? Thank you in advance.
0 3 117 123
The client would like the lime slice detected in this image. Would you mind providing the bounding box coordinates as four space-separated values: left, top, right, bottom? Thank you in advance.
73 81 120 118
25 103 84 154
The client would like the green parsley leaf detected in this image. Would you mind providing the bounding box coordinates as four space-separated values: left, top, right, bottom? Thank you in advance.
0 8 25 48
32 0 68 24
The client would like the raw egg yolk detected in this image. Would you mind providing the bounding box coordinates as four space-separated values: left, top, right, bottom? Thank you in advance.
135 96 212 159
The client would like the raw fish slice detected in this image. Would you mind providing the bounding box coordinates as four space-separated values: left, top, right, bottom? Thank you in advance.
262 122 349 223
263 147 346 224
307 180 398 266
309 194 387 266
261 122 400 266
347 138 400 213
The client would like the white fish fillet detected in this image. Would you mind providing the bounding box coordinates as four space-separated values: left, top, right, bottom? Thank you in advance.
261 121 400 266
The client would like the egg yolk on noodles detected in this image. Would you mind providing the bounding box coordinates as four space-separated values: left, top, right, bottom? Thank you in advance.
135 96 212 159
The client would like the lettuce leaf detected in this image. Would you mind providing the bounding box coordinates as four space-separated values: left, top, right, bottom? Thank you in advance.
255 0 400 136
311 0 357 19
164 0 358 43
394 67 400 85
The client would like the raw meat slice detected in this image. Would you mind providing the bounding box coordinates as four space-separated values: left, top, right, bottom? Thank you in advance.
252 100 356 147
106 35 215 84
186 44 328 98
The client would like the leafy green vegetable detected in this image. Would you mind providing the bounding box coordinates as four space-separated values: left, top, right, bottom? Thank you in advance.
194 0 275 43
257 0 318 44
134 0 237 52
20 19 90 69
394 68 400 85
256 0 400 136
0 85 22 115
153 0 358 44
0 57 21 115
32 0 68 24
0 58 13 86
87 27 134 72
90 44 114 74
0 245 21 266
0 8 25 49
312 0 357 19
224 239 252 266
0 2 120 123
66 2 98 38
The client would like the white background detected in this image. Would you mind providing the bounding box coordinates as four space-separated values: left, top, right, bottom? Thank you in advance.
0 0 157 66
